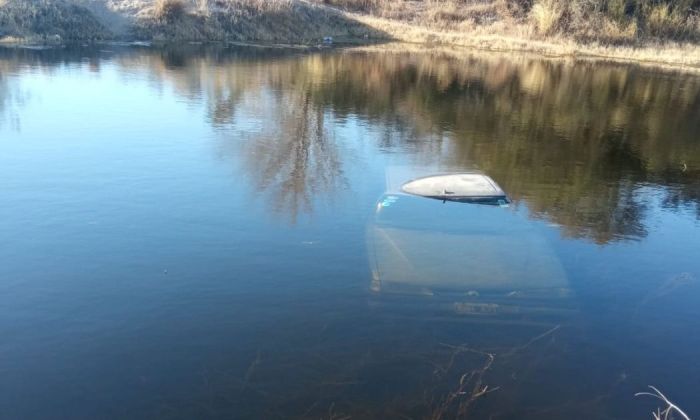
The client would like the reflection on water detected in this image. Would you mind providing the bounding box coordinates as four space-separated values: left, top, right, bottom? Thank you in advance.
237 89 347 223
1 44 700 419
2 45 699 238
105 46 700 239
0 65 22 131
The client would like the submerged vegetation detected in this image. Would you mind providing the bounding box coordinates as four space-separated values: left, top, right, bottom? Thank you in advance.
636 386 691 420
0 0 699 66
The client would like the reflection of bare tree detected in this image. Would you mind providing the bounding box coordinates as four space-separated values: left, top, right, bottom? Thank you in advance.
0 72 8 128
122 46 700 236
238 88 347 224
209 88 243 127
6 45 698 238
0 69 23 131
114 47 352 223
112 46 350 224
295 50 700 243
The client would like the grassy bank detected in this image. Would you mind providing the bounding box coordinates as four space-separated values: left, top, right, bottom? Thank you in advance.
0 0 112 41
320 0 700 67
133 0 384 42
344 10 700 67
0 0 384 43
0 0 699 68
320 0 700 43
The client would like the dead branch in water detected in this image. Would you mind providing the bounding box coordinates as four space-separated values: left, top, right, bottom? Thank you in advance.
635 386 690 420
429 324 562 419
326 402 352 420
503 324 561 358
430 345 498 420
242 351 262 389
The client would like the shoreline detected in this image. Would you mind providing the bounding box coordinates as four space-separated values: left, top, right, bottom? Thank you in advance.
1 0 699 72
3 35 699 75
344 11 700 71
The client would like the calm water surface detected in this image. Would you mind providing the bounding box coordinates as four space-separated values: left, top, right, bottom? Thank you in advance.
1 44 700 419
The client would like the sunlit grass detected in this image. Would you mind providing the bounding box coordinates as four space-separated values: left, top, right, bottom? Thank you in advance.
1 0 699 67
153 0 186 21
530 0 564 35
0 0 111 40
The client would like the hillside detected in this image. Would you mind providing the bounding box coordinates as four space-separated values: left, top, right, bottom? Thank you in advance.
0 0 699 68
0 0 383 42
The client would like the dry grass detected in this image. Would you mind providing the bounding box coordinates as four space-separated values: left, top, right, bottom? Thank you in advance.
530 0 563 35
347 13 700 68
0 0 111 40
319 0 700 43
132 0 385 42
646 3 698 38
154 0 186 21
1 0 699 69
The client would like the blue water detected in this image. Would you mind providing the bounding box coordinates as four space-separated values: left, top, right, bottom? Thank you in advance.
1 44 699 419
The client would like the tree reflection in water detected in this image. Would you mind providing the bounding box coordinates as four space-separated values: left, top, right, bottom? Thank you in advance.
237 89 347 224
1 45 700 240
193 47 699 240
0 65 22 131
3 44 700 419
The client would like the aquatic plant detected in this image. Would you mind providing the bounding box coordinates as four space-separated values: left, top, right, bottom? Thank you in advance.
636 386 691 420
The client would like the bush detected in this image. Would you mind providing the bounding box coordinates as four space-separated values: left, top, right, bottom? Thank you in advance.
0 0 111 40
526 0 700 40
530 0 565 34
321 0 385 13
154 0 187 22
642 2 698 38
496 0 534 19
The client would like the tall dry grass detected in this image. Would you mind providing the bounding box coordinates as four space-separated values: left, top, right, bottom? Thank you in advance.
154 0 186 21
1 0 699 66
528 0 700 42
319 0 700 43
134 0 383 42
530 0 563 35
0 0 111 40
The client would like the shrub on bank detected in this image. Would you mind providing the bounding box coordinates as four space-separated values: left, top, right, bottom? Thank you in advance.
530 0 700 42
317 0 699 43
0 0 111 40
154 0 187 22
0 0 697 45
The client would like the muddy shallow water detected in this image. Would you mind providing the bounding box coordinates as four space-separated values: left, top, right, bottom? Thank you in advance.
1 44 700 419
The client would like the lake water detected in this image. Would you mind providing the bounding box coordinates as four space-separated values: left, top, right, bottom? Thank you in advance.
1 44 700 420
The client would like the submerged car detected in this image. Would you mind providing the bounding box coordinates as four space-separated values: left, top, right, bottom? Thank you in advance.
367 170 574 319
401 172 509 204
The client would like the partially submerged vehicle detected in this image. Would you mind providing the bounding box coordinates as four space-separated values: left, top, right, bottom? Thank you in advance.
367 169 574 320
401 172 508 204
